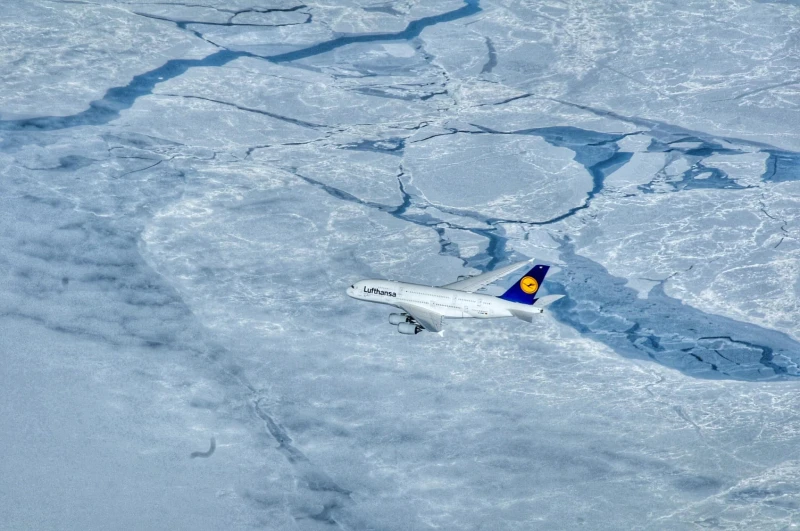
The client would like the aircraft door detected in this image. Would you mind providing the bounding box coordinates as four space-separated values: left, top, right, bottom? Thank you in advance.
460 295 482 318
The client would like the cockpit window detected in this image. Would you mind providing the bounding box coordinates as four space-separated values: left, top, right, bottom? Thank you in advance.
350 285 355 289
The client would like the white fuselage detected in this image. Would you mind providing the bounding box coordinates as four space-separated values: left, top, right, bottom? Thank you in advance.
345 280 542 319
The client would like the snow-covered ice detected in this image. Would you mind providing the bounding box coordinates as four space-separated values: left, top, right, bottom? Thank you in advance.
2 0 800 529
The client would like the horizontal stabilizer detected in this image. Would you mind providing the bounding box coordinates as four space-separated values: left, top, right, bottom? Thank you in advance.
533 294 564 307
509 309 542 322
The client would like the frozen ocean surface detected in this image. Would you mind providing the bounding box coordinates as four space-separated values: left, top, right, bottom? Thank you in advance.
2 0 800 529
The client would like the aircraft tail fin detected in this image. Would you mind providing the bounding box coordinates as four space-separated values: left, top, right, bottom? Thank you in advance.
499 264 551 305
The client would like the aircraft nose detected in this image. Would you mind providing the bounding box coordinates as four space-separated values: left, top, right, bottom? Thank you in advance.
346 285 355 297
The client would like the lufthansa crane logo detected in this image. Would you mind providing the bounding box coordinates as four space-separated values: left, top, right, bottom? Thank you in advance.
520 276 539 294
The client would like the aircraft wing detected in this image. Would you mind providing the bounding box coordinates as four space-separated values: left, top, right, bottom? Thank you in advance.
396 302 445 333
440 260 533 293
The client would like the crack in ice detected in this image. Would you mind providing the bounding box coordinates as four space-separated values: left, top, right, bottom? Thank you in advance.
0 0 482 133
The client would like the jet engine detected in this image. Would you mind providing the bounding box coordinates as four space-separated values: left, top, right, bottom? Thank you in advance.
388 313 409 325
397 322 421 335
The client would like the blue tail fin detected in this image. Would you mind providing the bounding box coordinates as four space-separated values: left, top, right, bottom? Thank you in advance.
499 264 550 305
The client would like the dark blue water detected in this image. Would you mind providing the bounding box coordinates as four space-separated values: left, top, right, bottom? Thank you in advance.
554 99 800 184
637 137 749 192
642 137 798 189
544 237 800 381
763 150 800 182
481 37 498 74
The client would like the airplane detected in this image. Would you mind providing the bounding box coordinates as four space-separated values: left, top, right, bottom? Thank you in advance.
346 260 564 334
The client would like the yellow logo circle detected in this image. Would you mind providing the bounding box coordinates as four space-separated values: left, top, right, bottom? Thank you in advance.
520 276 539 294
